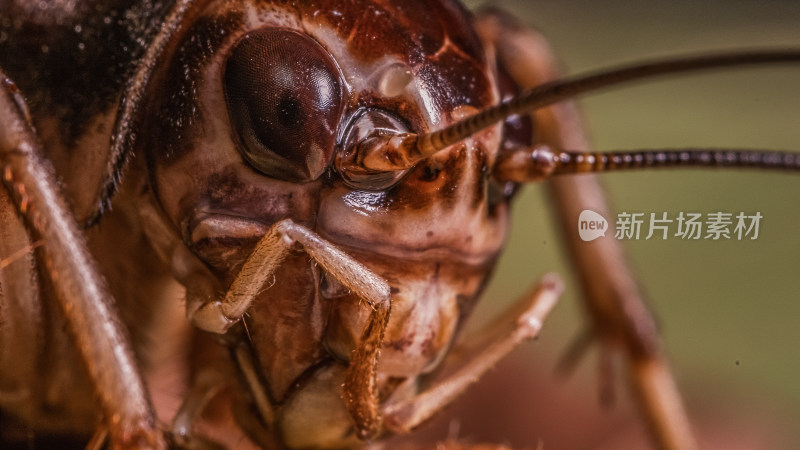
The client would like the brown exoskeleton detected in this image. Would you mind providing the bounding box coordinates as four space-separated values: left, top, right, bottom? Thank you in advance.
0 0 799 448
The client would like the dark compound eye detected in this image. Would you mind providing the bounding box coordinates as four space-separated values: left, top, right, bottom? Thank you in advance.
224 28 344 181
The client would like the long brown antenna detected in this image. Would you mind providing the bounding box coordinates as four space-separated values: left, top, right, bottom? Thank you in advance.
346 49 800 175
493 145 800 182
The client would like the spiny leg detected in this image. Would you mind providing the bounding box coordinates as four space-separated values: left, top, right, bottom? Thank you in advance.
382 274 562 434
186 218 391 439
474 10 696 450
0 74 162 447
0 154 41 435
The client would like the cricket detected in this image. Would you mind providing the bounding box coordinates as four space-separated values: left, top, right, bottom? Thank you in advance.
0 0 798 448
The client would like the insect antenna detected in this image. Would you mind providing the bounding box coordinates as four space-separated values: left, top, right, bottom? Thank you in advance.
493 146 800 182
343 49 800 175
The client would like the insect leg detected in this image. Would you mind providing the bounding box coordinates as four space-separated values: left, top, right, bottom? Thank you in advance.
474 10 696 450
171 365 224 448
381 274 562 434
186 219 390 334
168 348 253 450
183 218 391 439
0 152 41 433
0 73 163 448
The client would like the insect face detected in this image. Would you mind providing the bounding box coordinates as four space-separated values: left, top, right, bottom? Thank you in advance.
137 1 523 445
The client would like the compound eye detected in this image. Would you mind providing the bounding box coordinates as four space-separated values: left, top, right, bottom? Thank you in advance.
224 28 344 181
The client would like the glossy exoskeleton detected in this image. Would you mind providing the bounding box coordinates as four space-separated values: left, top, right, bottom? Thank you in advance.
1 1 799 449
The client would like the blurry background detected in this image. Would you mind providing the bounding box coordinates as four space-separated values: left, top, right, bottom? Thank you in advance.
415 0 800 448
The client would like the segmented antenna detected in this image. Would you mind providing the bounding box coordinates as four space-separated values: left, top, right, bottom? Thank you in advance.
493 146 800 182
347 50 800 175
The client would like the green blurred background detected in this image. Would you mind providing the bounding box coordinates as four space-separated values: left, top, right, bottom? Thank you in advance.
456 0 800 445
